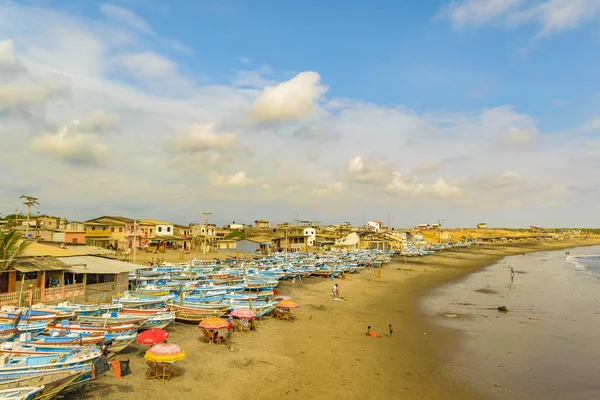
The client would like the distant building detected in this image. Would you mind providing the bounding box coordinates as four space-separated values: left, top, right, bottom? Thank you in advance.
190 223 216 238
366 220 385 232
226 222 245 230
477 223 487 229
236 238 273 254
254 220 270 230
415 224 431 230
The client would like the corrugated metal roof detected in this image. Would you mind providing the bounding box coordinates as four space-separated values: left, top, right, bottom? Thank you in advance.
11 256 69 272
21 242 81 257
57 256 152 274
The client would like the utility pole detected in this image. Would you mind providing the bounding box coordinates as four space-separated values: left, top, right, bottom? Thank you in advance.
20 195 39 238
438 218 447 243
285 227 288 262
203 212 212 254
133 220 137 264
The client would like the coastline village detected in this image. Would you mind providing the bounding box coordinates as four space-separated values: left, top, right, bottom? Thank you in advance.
0 197 591 398
0 206 583 306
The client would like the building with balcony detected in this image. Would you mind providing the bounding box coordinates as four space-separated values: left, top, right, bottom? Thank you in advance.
84 216 134 249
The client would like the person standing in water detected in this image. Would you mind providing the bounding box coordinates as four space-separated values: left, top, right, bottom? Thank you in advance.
510 267 515 283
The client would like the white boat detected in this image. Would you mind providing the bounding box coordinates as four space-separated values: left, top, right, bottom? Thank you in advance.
0 386 44 399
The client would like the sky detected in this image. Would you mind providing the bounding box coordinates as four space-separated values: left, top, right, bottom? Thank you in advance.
1 0 600 228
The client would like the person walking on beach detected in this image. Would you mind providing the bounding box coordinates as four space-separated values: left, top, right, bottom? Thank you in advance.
335 283 340 299
389 324 393 337
510 267 515 283
332 283 337 299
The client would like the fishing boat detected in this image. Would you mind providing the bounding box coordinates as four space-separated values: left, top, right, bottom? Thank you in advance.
0 325 18 341
77 313 149 329
46 321 135 335
29 332 105 346
0 370 82 400
0 346 101 376
0 386 43 399
168 304 227 323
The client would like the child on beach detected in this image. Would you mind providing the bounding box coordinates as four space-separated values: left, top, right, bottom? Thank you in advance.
366 326 382 337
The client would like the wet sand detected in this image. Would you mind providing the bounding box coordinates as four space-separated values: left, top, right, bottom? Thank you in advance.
424 244 600 399
75 239 600 400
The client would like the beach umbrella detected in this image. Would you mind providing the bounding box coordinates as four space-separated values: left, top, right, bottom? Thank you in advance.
277 300 299 309
230 308 257 319
274 295 292 301
136 328 169 345
144 343 186 363
198 317 229 330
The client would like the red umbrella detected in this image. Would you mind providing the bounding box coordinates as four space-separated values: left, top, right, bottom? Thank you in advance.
136 328 169 345
230 308 257 319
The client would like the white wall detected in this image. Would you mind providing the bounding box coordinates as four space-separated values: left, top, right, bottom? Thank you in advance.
156 224 173 236
303 228 316 246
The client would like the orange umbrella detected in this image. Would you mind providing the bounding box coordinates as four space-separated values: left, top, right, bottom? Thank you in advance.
198 317 229 330
277 300 299 309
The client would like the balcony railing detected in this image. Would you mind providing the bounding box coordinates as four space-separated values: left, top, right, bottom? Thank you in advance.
86 230 111 237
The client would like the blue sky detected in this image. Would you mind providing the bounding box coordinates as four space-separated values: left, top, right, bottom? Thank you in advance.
2 0 600 227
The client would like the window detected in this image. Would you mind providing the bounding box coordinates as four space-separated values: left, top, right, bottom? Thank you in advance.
167 227 171 232
111 227 115 233
150 229 153 234
102 227 107 231
91 227 96 231
73 238 78 244
119 228 123 232
158 227 162 233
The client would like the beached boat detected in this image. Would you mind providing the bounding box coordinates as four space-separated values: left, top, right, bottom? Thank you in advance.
29 332 105 346
77 313 149 329
168 304 227 323
0 325 18 341
0 386 43 399
0 370 81 400
0 346 101 376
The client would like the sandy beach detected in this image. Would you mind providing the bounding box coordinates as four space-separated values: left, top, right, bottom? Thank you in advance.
74 239 600 400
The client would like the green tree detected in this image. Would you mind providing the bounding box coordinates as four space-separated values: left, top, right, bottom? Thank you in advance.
0 230 32 272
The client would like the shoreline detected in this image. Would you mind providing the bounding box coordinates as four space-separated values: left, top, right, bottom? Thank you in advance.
79 239 600 400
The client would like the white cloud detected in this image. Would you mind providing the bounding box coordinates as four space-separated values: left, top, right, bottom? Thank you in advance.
441 0 600 36
210 171 260 188
99 4 154 35
443 0 524 28
251 71 327 123
312 182 345 198
168 123 237 153
348 156 392 183
114 52 177 79
31 122 108 166
386 173 462 199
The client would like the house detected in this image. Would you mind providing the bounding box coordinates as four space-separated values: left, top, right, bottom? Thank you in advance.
477 223 487 229
273 227 316 251
366 220 385 232
236 238 273 254
217 239 237 253
254 220 270 230
415 224 431 230
190 223 216 238
431 223 441 229
226 222 245 230
84 216 135 250
52 230 85 244
173 224 192 250
59 221 86 232
140 220 174 237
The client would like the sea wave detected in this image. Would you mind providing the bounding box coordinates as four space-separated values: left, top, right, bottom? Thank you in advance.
566 255 600 278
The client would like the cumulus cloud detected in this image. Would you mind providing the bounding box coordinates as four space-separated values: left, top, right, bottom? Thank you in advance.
0 39 26 80
210 171 261 188
386 173 463 199
31 122 108 166
251 71 327 123
168 123 237 153
348 156 392 183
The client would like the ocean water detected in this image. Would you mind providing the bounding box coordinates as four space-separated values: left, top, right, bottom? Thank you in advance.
567 254 600 279
422 246 600 400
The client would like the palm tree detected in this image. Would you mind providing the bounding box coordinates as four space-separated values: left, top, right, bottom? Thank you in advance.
0 230 32 272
